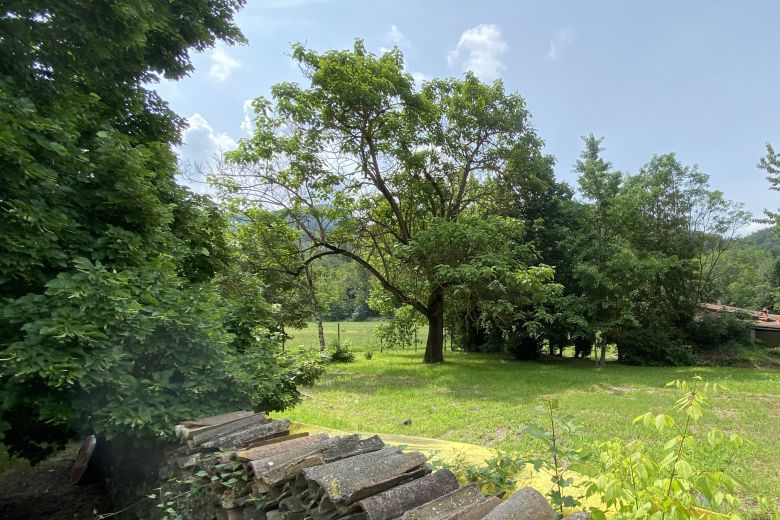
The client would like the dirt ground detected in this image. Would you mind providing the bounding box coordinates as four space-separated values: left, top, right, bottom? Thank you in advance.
0 447 112 520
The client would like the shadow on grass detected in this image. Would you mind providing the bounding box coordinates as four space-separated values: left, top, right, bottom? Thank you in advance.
320 350 780 402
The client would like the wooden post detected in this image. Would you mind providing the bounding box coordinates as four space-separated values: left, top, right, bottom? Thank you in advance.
337 322 341 344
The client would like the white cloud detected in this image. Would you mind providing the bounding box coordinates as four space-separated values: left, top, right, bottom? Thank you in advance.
177 113 237 193
241 99 256 135
208 46 241 82
410 71 430 87
547 27 576 61
382 24 412 52
447 24 508 82
181 113 236 163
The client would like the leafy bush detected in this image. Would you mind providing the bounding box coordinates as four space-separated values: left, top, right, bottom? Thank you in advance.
685 311 753 351
525 378 779 519
507 333 544 360
573 335 593 358
616 327 695 366
0 0 259 464
371 303 424 351
328 339 355 363
364 350 374 360
1 258 321 461
581 377 751 519
431 450 525 497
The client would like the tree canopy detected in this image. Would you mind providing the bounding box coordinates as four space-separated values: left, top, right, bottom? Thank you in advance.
0 0 320 462
220 41 559 363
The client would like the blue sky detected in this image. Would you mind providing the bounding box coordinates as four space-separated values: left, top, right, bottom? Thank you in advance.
164 0 780 232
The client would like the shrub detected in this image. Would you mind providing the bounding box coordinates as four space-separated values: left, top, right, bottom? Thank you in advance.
328 339 355 363
582 377 751 519
364 350 374 360
525 378 777 519
1 259 321 462
685 311 753 351
616 327 695 366
430 450 525 497
573 335 593 358
507 333 544 360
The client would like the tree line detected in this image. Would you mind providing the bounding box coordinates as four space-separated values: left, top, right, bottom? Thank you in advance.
219 40 767 367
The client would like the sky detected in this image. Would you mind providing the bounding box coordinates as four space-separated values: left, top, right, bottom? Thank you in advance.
162 0 780 233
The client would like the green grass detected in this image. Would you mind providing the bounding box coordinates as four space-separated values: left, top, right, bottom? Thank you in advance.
279 327 780 500
287 321 428 352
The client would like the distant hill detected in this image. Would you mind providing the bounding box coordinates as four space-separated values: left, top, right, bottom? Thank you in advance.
741 227 780 256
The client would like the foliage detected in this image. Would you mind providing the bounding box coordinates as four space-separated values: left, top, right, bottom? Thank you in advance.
317 257 378 321
370 288 426 350
507 333 545 360
328 339 356 363
138 457 255 520
707 242 776 310
568 137 750 365
2 258 322 460
218 40 558 363
0 0 322 462
759 142 780 226
616 327 695 366
221 207 316 343
430 450 525 497
524 397 582 515
685 311 753 351
581 377 751 520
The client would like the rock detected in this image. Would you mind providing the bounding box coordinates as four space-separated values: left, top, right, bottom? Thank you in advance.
302 447 429 506
482 487 555 520
400 484 498 520
355 469 459 520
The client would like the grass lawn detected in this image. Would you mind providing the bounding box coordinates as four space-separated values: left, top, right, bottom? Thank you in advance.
286 321 428 352
280 325 780 501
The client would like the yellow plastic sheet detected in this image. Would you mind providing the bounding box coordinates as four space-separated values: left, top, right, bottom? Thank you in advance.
288 422 729 519
288 421 593 514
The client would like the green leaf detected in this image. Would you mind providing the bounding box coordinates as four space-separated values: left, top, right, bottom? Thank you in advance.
524 424 550 441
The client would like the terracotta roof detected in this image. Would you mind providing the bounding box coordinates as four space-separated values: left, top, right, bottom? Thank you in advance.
701 303 780 330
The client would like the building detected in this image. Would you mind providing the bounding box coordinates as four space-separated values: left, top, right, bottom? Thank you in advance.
702 303 780 346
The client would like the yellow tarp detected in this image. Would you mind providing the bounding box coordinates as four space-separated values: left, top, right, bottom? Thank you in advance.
288 422 729 519
288 421 593 515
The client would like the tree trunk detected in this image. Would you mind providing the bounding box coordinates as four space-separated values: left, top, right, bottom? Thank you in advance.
600 337 607 367
304 265 326 353
423 287 445 363
596 336 607 368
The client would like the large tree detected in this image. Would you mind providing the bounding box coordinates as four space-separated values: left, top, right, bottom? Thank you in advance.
572 135 632 366
0 1 319 462
220 41 557 363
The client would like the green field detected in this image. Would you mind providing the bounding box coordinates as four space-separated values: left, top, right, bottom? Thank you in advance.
287 321 427 352
280 324 780 502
